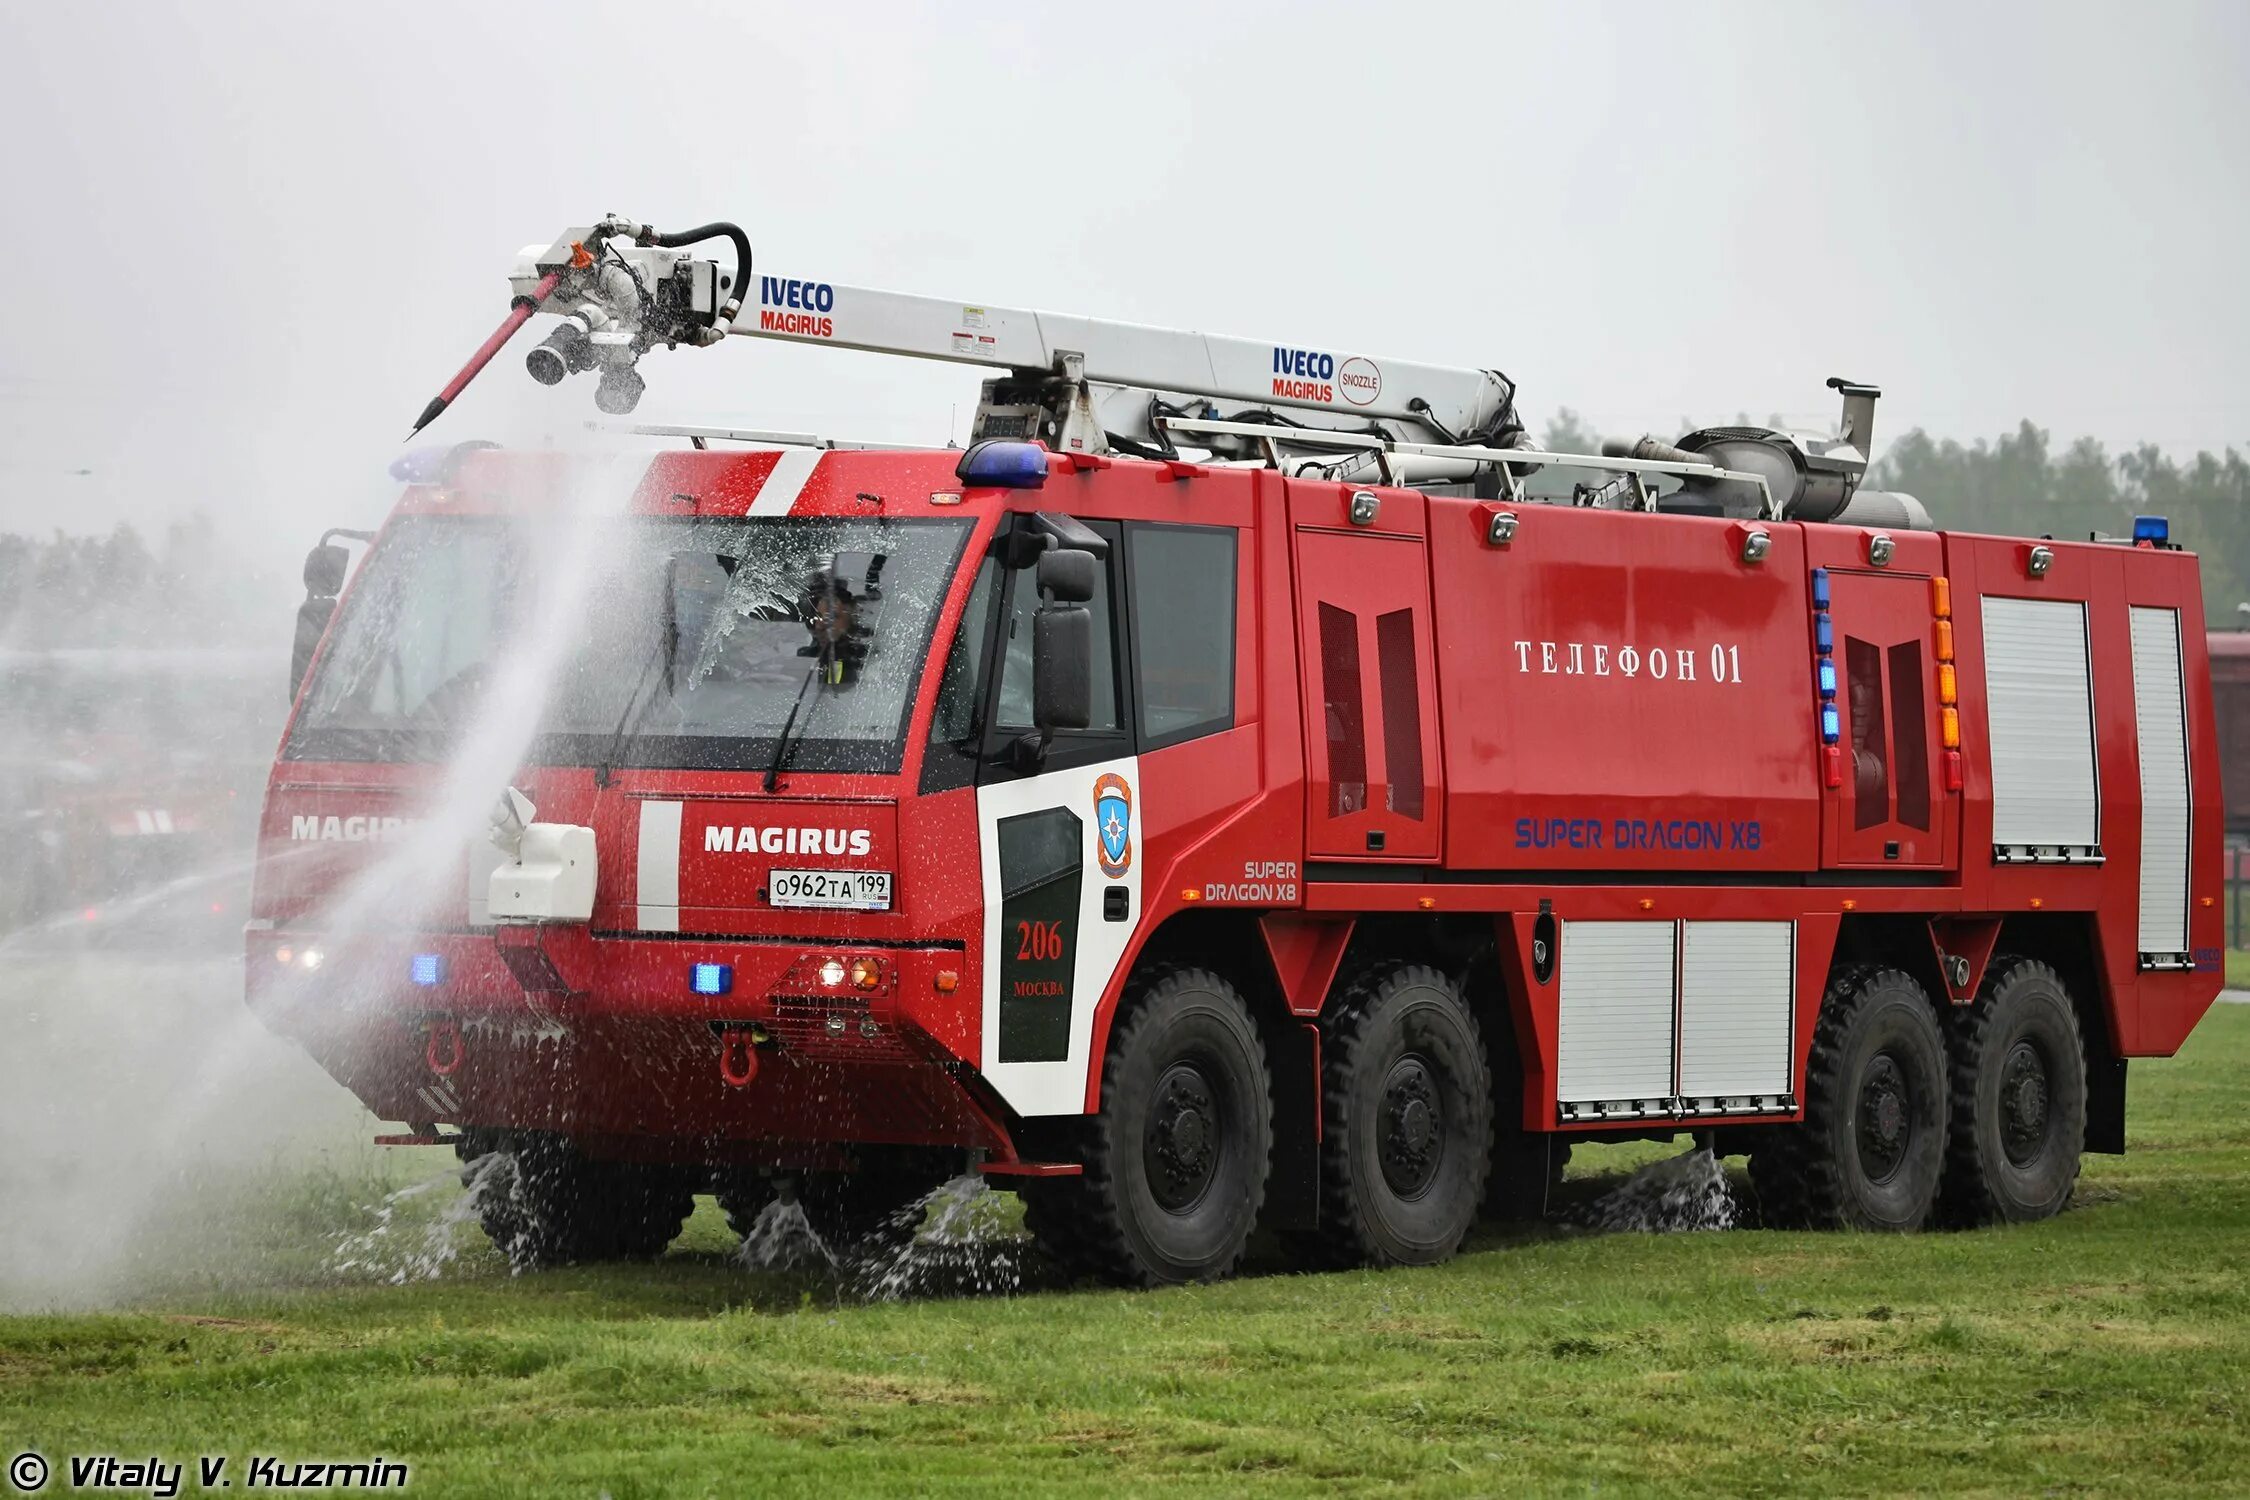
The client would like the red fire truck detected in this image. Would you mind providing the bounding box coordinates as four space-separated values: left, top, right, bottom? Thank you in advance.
248 218 2223 1283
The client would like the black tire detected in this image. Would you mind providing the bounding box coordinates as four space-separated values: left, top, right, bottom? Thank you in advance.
1022 965 1272 1286
1939 957 2087 1224
1310 965 1493 1265
1750 967 1949 1231
457 1132 692 1269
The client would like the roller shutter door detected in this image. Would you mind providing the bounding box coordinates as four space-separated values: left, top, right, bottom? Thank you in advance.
1677 921 1795 1103
2130 606 2191 962
1982 597 2100 859
1556 921 1675 1108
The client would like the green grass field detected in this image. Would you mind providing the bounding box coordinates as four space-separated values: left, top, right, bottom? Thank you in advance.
5 1006 2247 1498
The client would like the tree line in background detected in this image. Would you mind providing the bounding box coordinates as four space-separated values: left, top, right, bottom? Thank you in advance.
0 513 272 650
1546 412 2250 627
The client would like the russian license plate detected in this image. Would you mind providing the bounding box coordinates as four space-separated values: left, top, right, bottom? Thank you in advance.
768 868 893 911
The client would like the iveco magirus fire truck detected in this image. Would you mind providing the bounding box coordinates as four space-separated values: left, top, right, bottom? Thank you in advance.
249 215 2223 1283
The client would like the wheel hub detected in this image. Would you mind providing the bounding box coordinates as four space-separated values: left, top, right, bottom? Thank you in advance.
1144 1062 1220 1211
1855 1053 1912 1185
1376 1056 1445 1199
1999 1039 2052 1167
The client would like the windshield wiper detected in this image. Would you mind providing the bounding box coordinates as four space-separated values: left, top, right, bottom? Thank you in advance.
762 658 826 794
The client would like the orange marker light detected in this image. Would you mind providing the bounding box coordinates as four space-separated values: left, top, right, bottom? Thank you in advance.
1934 619 1955 660
1638 898 1655 911
1931 576 1952 619
1417 896 1437 910
2030 897 2045 909
1841 899 1858 911
1181 889 1203 902
933 970 959 993
1941 706 1961 749
1937 662 1958 705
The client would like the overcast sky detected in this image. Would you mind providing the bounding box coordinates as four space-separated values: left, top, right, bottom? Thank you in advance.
1 0 2244 566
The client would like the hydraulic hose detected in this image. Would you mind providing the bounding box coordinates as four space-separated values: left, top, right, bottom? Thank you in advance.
634 221 753 331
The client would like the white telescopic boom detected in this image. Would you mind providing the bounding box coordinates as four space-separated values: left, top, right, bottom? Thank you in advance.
721 273 1518 440
511 236 1519 450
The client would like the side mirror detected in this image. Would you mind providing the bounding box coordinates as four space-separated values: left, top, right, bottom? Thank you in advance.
291 543 350 702
1033 602 1093 732
1036 546 1097 604
303 543 348 597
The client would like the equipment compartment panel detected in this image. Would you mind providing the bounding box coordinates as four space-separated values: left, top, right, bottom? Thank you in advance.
1677 920 1795 1101
1983 596 2100 858
2130 605 2191 961
1557 920 1676 1106
1426 503 1818 872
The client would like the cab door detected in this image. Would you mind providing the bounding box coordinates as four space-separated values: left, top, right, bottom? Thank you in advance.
1293 524 1442 861
1824 570 1948 868
969 518 1142 1116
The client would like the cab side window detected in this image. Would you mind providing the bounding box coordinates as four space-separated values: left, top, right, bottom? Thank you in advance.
1126 523 1236 746
994 550 1122 733
930 555 1000 746
920 553 1001 794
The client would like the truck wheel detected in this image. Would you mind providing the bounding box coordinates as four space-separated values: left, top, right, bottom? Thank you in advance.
458 1132 692 1269
1750 967 1949 1231
1312 965 1493 1265
1940 957 2087 1224
1026 966 1272 1286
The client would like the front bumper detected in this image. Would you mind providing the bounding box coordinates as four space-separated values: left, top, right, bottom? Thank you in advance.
244 924 1009 1162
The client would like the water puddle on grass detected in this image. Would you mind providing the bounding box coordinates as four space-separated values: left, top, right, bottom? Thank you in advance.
1568 1146 1738 1233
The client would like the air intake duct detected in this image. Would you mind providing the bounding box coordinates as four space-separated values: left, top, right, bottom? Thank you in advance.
1828 488 1933 531
1662 377 1891 523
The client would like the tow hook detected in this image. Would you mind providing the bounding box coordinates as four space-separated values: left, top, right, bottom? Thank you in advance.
425 1016 464 1077
719 1027 760 1088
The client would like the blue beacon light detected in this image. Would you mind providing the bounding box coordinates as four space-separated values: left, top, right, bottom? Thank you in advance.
954 440 1050 490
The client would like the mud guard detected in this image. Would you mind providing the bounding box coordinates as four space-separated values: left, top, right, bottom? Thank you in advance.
1928 916 2003 1005
1259 913 1355 1017
1260 1017 1323 1232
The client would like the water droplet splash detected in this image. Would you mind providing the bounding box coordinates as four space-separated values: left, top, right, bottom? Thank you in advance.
1570 1146 1736 1233
326 1154 513 1283
845 1173 1028 1302
735 1194 838 1272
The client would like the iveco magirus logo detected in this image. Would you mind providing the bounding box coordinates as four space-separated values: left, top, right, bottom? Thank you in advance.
1094 773 1134 879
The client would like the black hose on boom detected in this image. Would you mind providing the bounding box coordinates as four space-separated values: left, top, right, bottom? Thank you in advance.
633 221 754 330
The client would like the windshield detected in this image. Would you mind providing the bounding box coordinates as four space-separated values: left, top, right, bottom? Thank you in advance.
287 514 972 773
